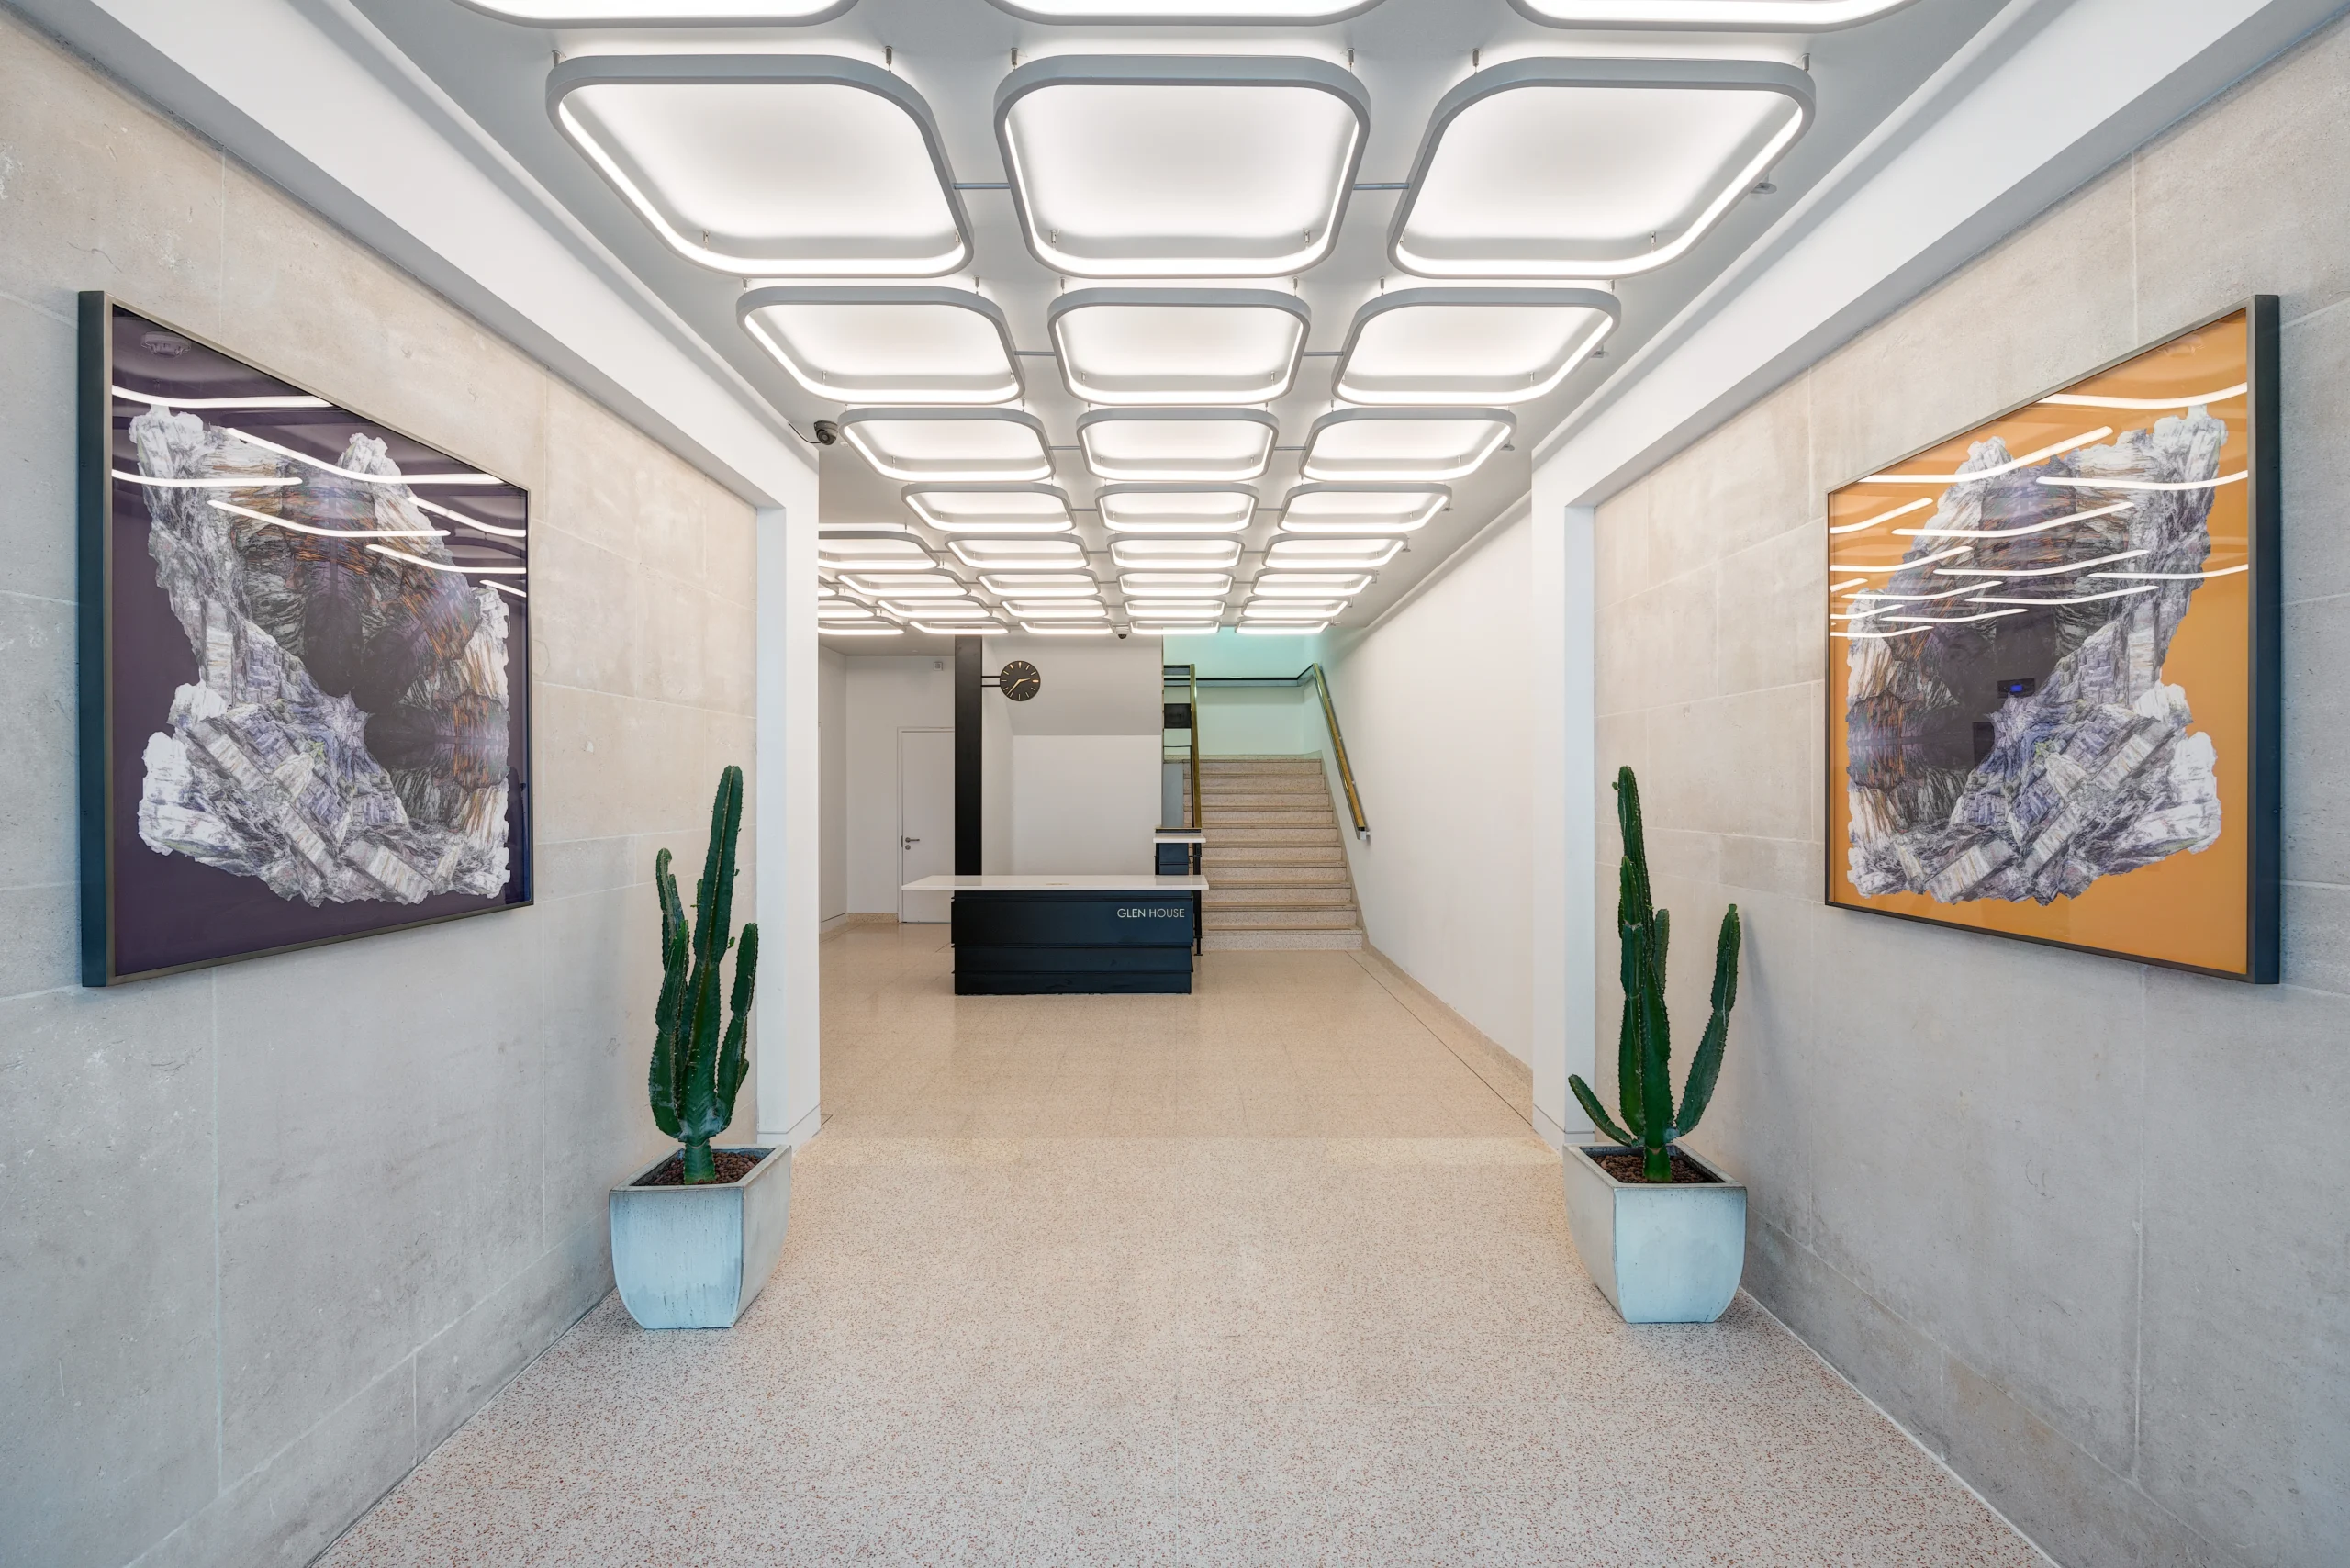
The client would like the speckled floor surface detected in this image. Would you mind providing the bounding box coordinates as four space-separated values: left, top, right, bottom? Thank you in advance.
323 926 2043 1567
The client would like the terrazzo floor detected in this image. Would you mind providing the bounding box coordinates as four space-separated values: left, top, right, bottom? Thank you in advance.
322 924 2045 1567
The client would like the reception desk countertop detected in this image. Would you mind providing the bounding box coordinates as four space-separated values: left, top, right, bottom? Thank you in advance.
901 874 1209 892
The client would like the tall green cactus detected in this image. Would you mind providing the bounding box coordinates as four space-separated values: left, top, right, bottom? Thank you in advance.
1571 767 1741 1183
648 766 760 1184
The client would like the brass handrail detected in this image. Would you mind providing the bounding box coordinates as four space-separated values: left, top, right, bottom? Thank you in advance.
1306 664 1368 841
1187 664 1202 830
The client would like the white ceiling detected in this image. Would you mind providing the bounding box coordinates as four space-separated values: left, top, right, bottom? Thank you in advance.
354 0 2009 653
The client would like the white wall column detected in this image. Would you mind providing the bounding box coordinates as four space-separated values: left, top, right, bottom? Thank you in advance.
756 504 822 1148
1528 504 1596 1148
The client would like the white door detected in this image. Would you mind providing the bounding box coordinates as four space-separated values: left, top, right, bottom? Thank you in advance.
898 727 956 923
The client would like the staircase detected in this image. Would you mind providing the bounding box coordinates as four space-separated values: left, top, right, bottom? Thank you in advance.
1196 756 1364 951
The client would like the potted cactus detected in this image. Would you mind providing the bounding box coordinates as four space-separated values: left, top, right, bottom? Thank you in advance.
1561 766 1749 1324
609 766 789 1330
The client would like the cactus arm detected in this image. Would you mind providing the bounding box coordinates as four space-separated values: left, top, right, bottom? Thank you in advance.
1674 906 1741 1137
1571 1074 1634 1147
1616 918 1645 1141
1636 937 1674 1182
647 849 688 1141
715 922 759 1123
1614 767 1652 927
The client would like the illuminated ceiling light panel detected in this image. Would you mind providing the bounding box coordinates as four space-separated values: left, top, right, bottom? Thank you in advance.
464 2 853 21
1027 623 1116 635
740 288 1021 404
1278 484 1448 534
1253 571 1372 596
980 573 1102 599
1301 409 1514 483
996 56 1369 279
899 600 995 620
915 621 1011 634
1120 571 1234 596
1097 485 1259 535
1335 288 1618 405
1130 622 1223 634
825 624 908 635
1048 290 1309 406
550 56 966 277
1010 601 1110 621
903 484 1076 533
842 571 968 598
818 603 882 620
1112 538 1243 569
1078 409 1279 483
1508 0 1922 28
987 1 1380 21
947 537 1088 570
1391 60 1812 280
1125 599 1227 617
817 535 934 571
1245 599 1346 617
1265 536 1402 567
1239 621 1326 634
837 409 1053 483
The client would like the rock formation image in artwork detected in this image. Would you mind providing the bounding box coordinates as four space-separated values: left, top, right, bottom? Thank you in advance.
1843 410 2228 905
129 406 514 906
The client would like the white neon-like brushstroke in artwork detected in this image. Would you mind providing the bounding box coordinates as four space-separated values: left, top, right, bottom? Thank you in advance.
365 544 529 575
225 428 505 486
1863 429 2112 486
114 469 300 489
207 498 445 540
415 497 529 539
1897 500 2133 539
1827 498 1930 536
1939 549 2147 579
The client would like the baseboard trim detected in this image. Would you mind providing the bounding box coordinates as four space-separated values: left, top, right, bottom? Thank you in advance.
1352 945 1536 1129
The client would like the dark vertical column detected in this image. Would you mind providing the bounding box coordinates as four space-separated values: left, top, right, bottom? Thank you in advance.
955 638 981 874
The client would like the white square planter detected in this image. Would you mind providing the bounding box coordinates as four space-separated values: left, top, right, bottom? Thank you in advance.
1562 1144 1746 1324
610 1146 792 1330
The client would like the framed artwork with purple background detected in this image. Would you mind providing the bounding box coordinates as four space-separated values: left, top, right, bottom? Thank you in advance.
78 295 533 985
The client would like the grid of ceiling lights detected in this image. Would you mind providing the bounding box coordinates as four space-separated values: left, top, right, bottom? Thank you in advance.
520 0 1853 638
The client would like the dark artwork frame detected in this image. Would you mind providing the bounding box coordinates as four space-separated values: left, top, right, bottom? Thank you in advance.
1821 297 2280 983
78 295 535 985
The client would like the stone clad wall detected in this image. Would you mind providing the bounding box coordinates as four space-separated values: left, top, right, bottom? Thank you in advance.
1589 17 2349 1566
0 14 760 1567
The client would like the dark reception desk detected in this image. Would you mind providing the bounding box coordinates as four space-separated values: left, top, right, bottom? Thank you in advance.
901 874 1209 995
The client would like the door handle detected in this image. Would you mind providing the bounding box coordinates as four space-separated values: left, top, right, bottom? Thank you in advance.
902 836 921 849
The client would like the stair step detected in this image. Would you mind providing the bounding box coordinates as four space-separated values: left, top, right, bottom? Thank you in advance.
1203 846 1347 866
1200 760 1324 777
1200 790 1329 808
1202 814 1336 832
1203 865 1350 885
1206 888 1357 909
1202 826 1341 846
1202 929 1365 951
1203 908 1364 931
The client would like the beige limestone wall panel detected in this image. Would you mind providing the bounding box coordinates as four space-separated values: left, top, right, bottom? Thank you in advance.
2132 18 2350 338
1646 383 1815 586
1586 17 2350 1565
0 299 80 601
0 13 763 1568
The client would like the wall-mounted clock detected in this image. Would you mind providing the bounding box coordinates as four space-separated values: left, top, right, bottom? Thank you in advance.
998 660 1041 701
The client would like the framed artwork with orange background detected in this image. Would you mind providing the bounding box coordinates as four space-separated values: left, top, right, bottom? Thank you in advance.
1824 298 2279 981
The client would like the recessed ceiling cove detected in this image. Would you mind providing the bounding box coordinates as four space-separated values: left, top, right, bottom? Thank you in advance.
1334 287 1618 405
1301 409 1515 483
738 287 1022 404
1049 289 1310 405
1392 59 1812 281
836 409 1053 483
1077 409 1279 483
996 56 1369 279
462 0 854 20
988 0 1381 18
549 56 967 277
1508 0 1920 27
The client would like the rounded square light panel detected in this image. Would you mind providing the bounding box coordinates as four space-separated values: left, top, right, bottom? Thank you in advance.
1112 538 1243 570
1125 599 1227 618
1239 621 1327 635
740 288 1021 405
1049 290 1308 407
914 621 1010 634
551 57 966 277
901 601 996 620
996 56 1369 279
1335 288 1619 406
1301 409 1514 484
1392 60 1812 280
1120 572 1234 596
1098 485 1259 535
903 485 1075 534
466 2 851 18
840 571 968 598
817 534 934 572
980 572 1101 599
1012 602 1111 622
1026 623 1115 635
1129 622 1223 635
1078 409 1278 483
947 537 1087 570
1245 599 1346 618
1253 571 1373 597
838 409 1053 483
989 1 1379 17
1278 485 1448 534
1266 537 1402 568
1510 0 1921 27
